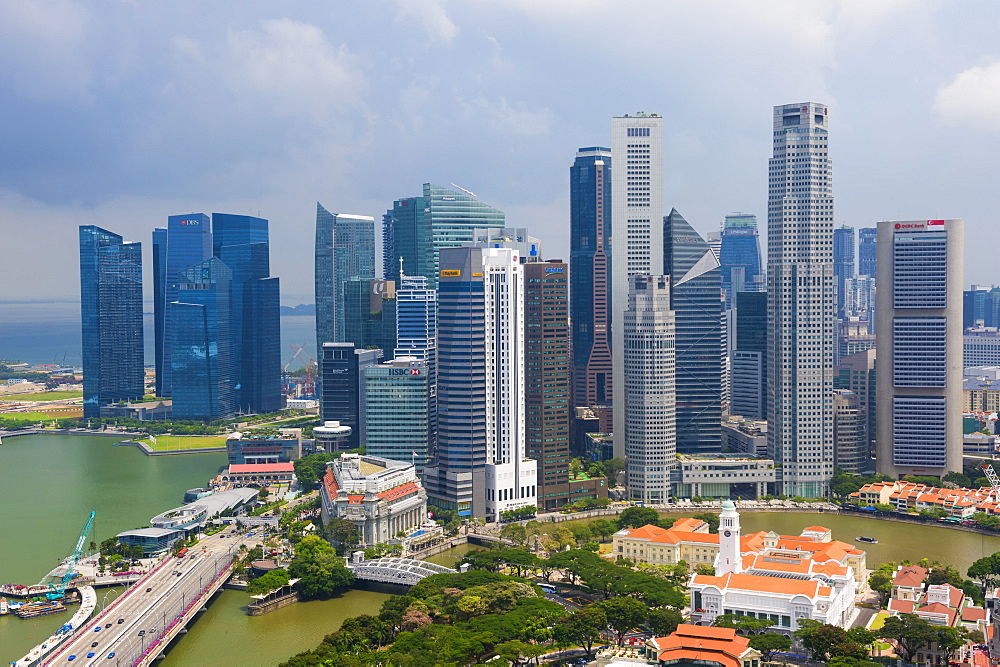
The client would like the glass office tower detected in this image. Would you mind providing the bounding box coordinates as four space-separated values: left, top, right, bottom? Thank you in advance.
383 183 505 287
663 209 722 455
718 213 762 307
342 279 397 354
314 204 377 351
154 214 213 397
213 214 281 414
79 226 145 418
569 147 614 426
170 258 235 419
834 225 856 318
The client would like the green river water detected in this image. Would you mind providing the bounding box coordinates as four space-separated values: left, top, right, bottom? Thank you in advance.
2 433 999 665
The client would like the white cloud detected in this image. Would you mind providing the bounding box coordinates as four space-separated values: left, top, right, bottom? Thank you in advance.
934 61 1000 130
224 19 365 120
394 0 458 44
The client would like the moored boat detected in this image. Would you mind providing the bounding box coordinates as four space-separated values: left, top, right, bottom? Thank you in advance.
855 536 878 544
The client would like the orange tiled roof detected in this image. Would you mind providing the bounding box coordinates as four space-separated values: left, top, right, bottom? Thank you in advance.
892 565 928 588
322 469 339 500
803 525 830 532
651 624 751 667
693 572 829 598
377 481 419 502
963 607 987 622
888 599 915 613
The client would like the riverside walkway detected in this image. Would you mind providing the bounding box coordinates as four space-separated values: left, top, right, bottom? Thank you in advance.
43 529 259 667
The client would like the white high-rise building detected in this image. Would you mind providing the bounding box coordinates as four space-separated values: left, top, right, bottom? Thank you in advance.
611 113 665 458
623 275 675 503
480 247 536 517
767 102 835 498
876 219 963 478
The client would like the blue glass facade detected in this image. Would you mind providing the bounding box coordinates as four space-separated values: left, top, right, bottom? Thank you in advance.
320 342 382 449
569 148 614 415
663 209 723 455
858 227 877 278
214 214 281 414
152 227 167 395
314 204 377 352
170 258 234 419
834 225 855 318
718 213 762 307
79 226 145 418
156 214 212 397
384 183 505 287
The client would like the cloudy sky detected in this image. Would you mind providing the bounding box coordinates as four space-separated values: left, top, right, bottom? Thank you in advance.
2 0 999 304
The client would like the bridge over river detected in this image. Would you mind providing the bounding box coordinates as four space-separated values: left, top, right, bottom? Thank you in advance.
346 555 458 586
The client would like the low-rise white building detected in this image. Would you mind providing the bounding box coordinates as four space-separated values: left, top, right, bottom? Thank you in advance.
687 501 862 631
320 454 427 547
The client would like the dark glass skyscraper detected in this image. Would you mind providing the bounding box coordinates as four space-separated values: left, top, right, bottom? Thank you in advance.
154 214 212 397
833 225 855 318
314 204 377 351
213 213 281 414
718 213 762 307
663 209 722 455
170 258 234 419
858 227 877 278
342 279 397 354
79 226 144 418
152 227 167 395
383 183 505 287
569 148 613 428
731 291 767 419
319 342 382 449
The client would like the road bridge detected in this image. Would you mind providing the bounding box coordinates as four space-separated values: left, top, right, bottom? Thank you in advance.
346 557 457 586
43 528 260 667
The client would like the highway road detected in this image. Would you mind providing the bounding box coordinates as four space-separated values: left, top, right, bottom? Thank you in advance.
46 528 260 667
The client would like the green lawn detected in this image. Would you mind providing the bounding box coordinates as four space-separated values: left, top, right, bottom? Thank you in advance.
139 435 229 451
869 611 890 631
0 391 84 402
0 411 51 422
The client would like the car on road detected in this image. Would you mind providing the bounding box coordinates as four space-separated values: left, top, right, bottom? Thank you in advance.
146 587 152 592
105 623 112 628
107 652 115 659
67 657 76 662
117 618 124 624
138 630 145 636
91 642 98 647
93 627 101 633
87 653 95 658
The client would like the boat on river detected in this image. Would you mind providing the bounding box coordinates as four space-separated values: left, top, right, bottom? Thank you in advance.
855 536 878 544
0 597 8 614
15 600 66 618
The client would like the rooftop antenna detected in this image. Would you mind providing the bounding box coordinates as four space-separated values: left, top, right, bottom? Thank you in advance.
399 256 405 281
450 183 478 199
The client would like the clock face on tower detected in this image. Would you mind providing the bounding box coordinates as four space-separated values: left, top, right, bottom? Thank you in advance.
723 530 732 538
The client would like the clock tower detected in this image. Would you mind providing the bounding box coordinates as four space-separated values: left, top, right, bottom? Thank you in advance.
717 499 742 575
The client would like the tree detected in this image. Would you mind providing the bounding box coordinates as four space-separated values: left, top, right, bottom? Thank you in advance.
617 506 660 529
714 614 773 634
247 568 290 595
324 517 361 554
647 608 683 637
600 597 647 646
562 606 607 655
968 552 1000 588
749 633 791 661
287 535 355 600
589 519 617 542
795 620 868 662
692 512 720 533
880 613 938 663
500 523 528 547
603 458 626 484
568 523 593 546
867 567 895 604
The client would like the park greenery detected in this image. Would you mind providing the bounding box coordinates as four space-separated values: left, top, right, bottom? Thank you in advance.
280 560 685 666
287 535 355 600
246 568 291 595
868 559 983 606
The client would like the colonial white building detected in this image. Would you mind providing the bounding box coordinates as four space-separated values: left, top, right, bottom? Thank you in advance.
687 501 862 631
320 454 428 547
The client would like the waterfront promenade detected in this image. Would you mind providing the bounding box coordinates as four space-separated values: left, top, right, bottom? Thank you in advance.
43 529 259 666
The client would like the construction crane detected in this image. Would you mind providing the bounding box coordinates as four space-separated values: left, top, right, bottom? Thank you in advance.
981 464 1000 497
42 510 96 600
283 344 317 398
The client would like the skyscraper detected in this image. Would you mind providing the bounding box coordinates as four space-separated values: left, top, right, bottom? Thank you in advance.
767 102 835 498
876 219 963 478
424 246 536 518
731 291 767 420
154 214 212 397
858 227 877 278
394 271 437 365
213 213 281 414
320 342 382 450
79 226 144 418
383 183 505 287
623 275 675 503
663 209 722 455
342 279 397 354
833 225 855 318
718 213 763 307
314 204 377 351
570 147 614 429
611 113 665 459
365 357 432 471
170 257 234 420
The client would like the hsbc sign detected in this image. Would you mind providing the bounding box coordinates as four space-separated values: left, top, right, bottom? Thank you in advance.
388 368 421 376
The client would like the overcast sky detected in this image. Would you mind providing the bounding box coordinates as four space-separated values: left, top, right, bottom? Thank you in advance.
2 0 999 304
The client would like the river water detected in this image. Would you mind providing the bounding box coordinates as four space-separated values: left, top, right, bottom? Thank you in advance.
3 434 1000 664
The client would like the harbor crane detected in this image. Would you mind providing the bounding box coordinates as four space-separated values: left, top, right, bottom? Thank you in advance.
40 510 96 600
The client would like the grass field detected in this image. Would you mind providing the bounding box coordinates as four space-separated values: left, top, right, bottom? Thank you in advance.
139 435 229 451
0 391 84 402
0 409 85 422
869 611 890 631
0 411 51 422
